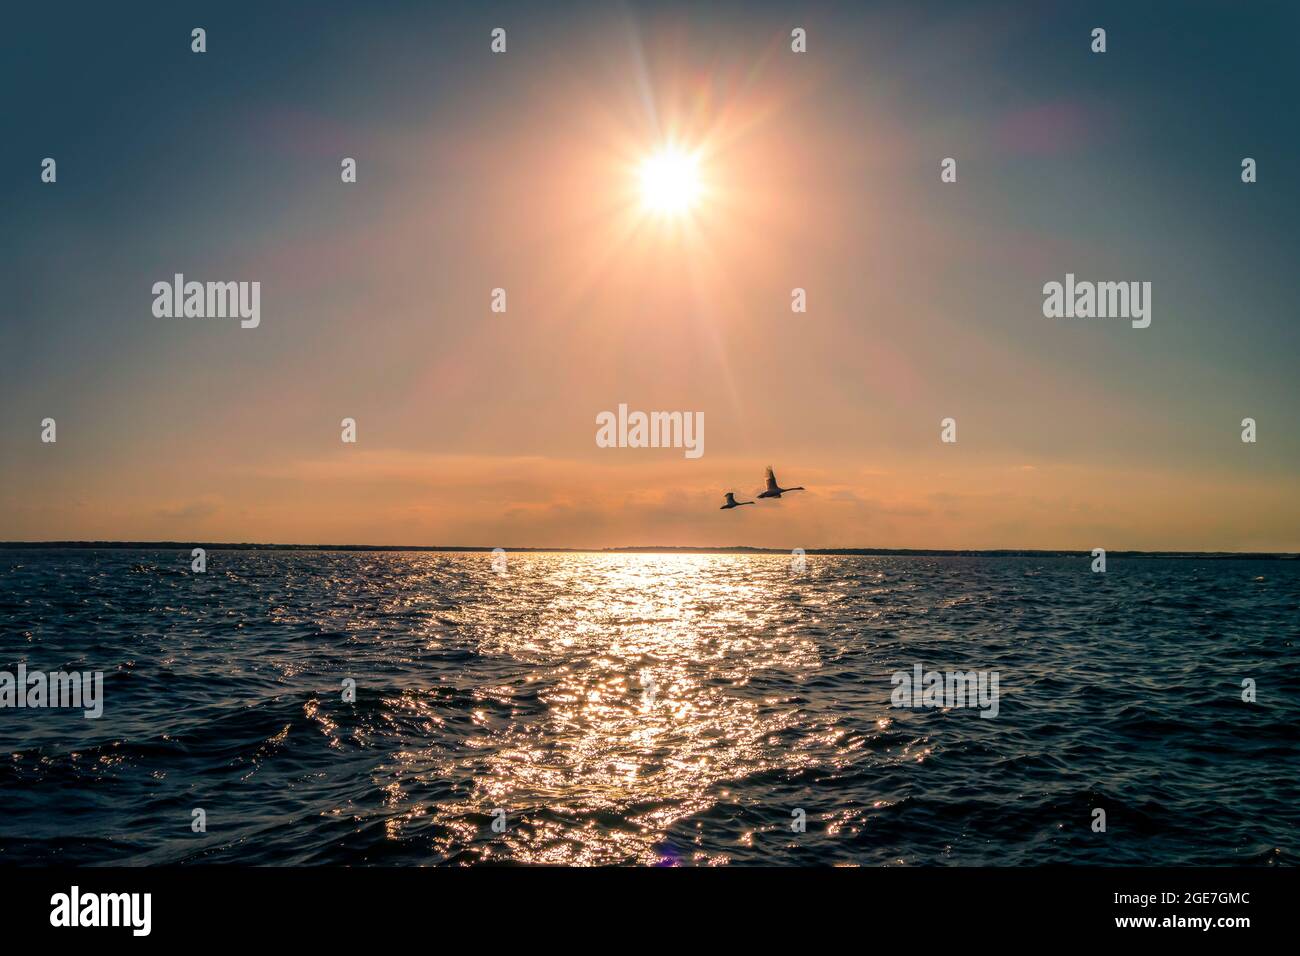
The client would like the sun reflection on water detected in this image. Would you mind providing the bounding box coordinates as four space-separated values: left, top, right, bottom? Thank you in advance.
389 553 836 864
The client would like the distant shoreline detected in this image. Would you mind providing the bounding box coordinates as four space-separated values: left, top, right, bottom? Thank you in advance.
2 542 1296 559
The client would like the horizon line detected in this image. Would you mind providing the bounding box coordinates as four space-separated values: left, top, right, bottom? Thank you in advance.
2 541 1297 559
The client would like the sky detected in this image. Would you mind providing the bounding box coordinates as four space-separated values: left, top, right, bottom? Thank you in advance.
2 1 1298 551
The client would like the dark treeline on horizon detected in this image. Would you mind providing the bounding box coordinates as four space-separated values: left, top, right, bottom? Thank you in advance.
1 542 1296 559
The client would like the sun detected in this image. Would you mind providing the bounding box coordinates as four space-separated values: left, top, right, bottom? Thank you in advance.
638 145 703 216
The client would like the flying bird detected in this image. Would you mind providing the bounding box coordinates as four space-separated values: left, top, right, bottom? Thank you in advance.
756 465 805 499
720 492 754 510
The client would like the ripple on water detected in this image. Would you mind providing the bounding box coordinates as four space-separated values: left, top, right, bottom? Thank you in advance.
1 550 1297 865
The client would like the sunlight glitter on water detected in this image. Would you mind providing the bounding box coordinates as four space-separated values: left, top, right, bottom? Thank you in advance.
405 553 834 864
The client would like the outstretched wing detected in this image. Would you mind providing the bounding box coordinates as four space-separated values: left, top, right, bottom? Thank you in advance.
724 492 737 505
764 466 778 492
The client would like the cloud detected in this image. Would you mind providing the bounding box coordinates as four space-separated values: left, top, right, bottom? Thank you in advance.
156 500 220 521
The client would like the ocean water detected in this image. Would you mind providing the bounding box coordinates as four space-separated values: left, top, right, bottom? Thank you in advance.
1 549 1296 866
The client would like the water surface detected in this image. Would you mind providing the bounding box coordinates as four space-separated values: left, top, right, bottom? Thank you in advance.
1 550 1296 865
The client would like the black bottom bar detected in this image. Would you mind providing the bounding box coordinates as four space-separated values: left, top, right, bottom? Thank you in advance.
1 866 1288 941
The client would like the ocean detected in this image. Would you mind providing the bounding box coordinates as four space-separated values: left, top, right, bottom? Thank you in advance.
1 549 1296 866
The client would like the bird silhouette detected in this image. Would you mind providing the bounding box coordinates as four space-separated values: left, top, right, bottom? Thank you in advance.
720 492 754 510
755 465 805 499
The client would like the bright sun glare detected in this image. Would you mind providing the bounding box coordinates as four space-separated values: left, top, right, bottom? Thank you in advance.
639 146 702 215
